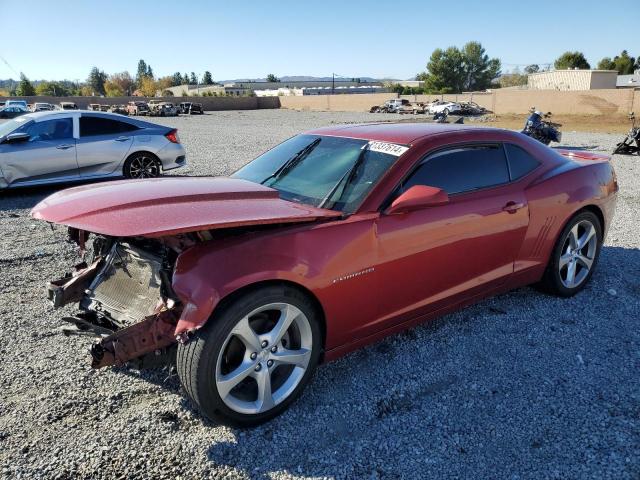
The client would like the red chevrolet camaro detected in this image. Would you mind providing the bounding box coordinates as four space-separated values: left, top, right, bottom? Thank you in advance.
33 123 617 426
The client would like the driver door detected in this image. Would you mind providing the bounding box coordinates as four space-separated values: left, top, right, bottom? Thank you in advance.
0 117 79 187
371 144 529 333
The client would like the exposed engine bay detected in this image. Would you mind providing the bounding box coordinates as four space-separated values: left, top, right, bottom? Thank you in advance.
48 229 190 369
47 224 289 369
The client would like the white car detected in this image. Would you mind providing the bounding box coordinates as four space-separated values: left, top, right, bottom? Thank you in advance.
0 110 187 189
426 101 462 115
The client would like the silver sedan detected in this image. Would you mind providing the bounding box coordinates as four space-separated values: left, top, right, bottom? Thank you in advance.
0 110 187 189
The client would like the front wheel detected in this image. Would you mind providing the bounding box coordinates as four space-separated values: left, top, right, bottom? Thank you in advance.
177 285 322 426
538 211 602 297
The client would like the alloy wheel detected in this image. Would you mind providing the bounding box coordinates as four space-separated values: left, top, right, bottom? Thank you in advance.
559 219 597 289
129 156 160 178
215 303 313 415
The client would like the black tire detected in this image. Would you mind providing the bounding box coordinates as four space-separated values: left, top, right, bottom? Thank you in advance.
538 211 602 297
176 285 322 427
123 152 162 179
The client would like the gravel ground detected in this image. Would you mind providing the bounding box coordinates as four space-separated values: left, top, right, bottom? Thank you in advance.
0 110 638 479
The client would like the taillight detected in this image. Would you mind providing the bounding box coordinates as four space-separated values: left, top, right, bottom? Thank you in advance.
165 129 180 144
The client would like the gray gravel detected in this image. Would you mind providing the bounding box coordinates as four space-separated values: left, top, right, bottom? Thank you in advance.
0 110 638 479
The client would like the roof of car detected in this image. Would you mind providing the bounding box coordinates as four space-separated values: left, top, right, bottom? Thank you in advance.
306 122 484 144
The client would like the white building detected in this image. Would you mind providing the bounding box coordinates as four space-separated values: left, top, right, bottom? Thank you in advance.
527 69 618 91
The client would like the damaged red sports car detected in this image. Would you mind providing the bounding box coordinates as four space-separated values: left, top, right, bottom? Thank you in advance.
32 123 618 426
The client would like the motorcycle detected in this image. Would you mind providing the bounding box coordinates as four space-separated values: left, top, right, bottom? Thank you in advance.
521 109 562 145
613 112 640 155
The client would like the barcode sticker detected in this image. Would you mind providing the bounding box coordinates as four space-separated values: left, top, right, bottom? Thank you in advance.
367 141 409 156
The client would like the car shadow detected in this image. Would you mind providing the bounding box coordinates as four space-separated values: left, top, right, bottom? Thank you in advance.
110 244 640 478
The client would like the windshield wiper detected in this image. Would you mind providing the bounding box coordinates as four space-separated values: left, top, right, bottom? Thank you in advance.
318 143 369 210
260 137 321 185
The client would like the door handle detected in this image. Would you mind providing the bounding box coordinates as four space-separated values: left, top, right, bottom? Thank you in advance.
502 201 525 214
114 136 130 142
56 144 73 150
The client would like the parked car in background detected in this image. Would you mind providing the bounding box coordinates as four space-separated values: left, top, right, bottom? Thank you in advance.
126 101 149 116
5 100 28 109
99 105 109 112
0 110 186 189
32 103 55 112
88 104 102 111
147 99 163 115
109 105 128 115
426 101 462 115
30 123 617 426
0 105 29 119
59 102 78 110
189 103 204 114
178 102 192 114
151 102 178 117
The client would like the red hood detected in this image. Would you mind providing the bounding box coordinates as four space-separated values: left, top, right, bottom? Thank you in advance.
31 177 341 238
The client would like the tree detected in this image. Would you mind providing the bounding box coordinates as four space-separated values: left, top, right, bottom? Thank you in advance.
461 41 501 91
597 57 616 70
419 42 500 93
107 72 134 96
524 64 540 74
171 72 183 86
613 50 636 75
138 76 158 97
203 71 213 85
266 73 280 82
182 73 189 85
87 67 107 95
554 51 590 70
156 76 173 91
35 81 70 96
16 73 36 96
136 59 154 87
189 72 197 85
499 69 528 88
104 80 124 97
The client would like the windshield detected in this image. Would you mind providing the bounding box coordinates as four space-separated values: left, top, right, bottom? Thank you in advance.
0 116 32 138
233 134 402 213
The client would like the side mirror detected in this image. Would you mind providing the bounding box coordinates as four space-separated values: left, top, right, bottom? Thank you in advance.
3 132 30 144
386 185 449 215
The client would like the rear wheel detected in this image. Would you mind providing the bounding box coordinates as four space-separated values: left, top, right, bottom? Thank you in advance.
123 152 162 179
177 285 322 426
539 211 602 297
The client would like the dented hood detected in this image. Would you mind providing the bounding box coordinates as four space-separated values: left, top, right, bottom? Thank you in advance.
31 177 341 238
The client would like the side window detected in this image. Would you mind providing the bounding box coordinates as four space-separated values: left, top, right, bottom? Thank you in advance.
80 116 138 137
504 144 540 180
402 145 509 195
25 118 73 142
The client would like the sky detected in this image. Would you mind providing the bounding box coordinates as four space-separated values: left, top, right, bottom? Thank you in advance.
1 0 638 82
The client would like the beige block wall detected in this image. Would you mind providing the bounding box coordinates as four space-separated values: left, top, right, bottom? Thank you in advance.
280 89 638 116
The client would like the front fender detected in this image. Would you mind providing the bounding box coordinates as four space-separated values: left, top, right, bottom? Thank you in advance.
171 241 318 335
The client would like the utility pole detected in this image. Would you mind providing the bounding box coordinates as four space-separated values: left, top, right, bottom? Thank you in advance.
332 73 335 95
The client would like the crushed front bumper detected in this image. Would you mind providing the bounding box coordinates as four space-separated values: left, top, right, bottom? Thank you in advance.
48 240 182 368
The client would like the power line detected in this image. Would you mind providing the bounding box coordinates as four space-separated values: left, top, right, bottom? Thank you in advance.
0 54 20 76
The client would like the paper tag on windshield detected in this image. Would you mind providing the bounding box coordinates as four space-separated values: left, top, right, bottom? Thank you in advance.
367 141 409 156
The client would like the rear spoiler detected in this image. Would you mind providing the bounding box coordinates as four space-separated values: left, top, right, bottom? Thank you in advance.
555 149 610 162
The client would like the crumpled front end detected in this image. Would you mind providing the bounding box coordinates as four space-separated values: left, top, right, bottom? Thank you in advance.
49 229 191 368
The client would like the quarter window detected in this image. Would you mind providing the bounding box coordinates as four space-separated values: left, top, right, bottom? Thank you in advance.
504 144 540 180
25 118 73 142
80 116 138 137
401 145 510 195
